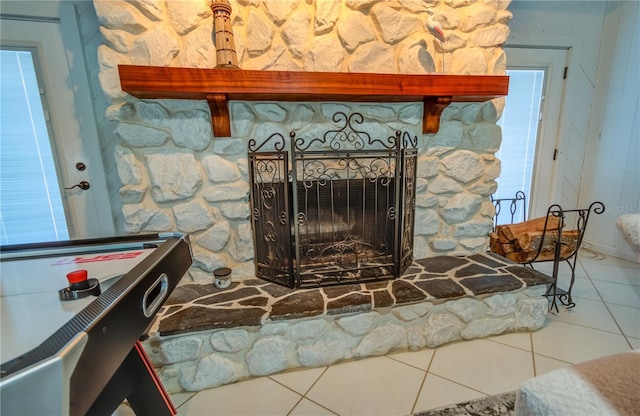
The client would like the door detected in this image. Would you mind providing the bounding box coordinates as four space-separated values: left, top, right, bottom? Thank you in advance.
497 47 568 219
1 13 114 244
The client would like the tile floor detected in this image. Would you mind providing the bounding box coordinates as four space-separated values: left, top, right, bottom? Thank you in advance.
172 251 639 416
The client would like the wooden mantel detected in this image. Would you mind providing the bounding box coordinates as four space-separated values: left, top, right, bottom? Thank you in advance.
118 65 509 137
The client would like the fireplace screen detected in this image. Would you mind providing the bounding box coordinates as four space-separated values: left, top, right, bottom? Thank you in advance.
248 112 417 288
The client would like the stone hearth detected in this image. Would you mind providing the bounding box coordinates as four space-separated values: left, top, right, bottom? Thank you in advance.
143 253 552 393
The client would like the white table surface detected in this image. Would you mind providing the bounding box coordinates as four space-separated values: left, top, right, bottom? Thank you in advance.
1 248 155 364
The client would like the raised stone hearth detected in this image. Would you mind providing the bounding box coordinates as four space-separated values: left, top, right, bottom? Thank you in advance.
143 254 552 393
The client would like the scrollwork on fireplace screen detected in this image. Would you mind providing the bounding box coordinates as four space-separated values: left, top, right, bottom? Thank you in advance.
248 112 418 289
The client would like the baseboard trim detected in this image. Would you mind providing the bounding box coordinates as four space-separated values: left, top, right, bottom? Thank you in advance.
583 240 639 264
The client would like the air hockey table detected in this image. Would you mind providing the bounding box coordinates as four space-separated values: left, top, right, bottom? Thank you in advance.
0 233 193 415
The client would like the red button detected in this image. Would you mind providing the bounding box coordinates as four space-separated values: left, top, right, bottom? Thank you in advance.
67 270 88 284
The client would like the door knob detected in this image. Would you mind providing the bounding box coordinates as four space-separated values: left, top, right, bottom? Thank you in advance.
64 181 91 191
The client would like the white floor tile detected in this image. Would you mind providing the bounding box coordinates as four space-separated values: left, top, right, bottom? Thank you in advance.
531 320 631 364
580 254 640 270
165 251 639 416
177 377 301 416
428 339 534 395
577 247 609 260
532 261 588 279
607 303 640 339
592 280 640 308
573 260 590 278
567 277 601 301
486 331 532 351
170 392 196 409
269 366 326 395
112 402 135 416
289 398 337 416
547 297 622 334
413 373 485 412
551 274 577 294
533 354 571 376
305 356 424 416
388 348 435 370
584 263 640 287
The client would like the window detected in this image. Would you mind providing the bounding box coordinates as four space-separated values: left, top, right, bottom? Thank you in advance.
0 49 69 244
494 68 545 223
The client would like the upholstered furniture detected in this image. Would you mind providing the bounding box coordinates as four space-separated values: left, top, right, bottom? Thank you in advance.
515 350 640 416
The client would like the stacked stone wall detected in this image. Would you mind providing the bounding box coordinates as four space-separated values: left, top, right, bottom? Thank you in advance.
94 0 512 282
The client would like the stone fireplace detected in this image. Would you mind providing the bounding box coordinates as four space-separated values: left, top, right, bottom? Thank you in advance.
95 0 512 285
89 1 558 395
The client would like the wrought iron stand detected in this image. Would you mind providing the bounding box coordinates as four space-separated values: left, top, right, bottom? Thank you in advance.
524 202 605 312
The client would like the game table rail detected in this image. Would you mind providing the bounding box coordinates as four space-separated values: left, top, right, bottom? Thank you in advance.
0 233 193 416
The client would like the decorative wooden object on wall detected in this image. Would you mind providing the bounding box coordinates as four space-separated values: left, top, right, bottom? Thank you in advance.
118 65 509 137
210 0 238 68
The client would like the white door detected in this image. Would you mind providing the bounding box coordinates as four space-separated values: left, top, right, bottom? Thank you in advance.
497 47 568 219
1 14 114 244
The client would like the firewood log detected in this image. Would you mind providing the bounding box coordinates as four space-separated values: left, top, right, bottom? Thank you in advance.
515 229 580 263
499 216 560 242
506 252 524 262
489 232 505 256
501 241 518 254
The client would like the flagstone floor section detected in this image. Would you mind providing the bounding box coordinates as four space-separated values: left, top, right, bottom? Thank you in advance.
162 251 638 416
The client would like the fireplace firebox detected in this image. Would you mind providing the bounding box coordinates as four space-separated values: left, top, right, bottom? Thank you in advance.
248 112 418 288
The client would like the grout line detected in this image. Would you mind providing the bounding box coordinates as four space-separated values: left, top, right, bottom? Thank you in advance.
485 337 532 353
268 376 306 396
386 349 436 371
307 366 330 393
578 257 636 349
425 347 436 374
425 372 491 397
409 347 436 414
171 391 196 412
285 395 306 416
554 307 630 334
298 398 339 416
283 390 340 416
268 366 329 397
533 351 578 366
410 366 429 414
423 338 535 397
267 368 338 416
297 366 341 415
530 332 538 376
589 277 640 287
546 308 627 336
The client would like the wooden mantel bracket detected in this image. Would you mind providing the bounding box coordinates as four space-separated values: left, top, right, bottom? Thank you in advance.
117 65 509 138
206 94 231 137
423 96 453 134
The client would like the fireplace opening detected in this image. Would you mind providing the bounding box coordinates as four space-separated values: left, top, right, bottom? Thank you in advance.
248 112 418 288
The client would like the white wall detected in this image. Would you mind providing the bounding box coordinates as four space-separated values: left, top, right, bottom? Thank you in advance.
508 0 638 261
507 0 607 209
72 1 123 232
581 1 639 261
